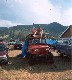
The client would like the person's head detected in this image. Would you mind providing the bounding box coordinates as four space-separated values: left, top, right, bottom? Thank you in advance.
38 25 40 27
32 27 35 30
38 25 41 29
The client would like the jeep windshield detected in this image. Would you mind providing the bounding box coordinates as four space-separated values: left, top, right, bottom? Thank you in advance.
57 39 72 45
0 44 5 51
29 39 46 44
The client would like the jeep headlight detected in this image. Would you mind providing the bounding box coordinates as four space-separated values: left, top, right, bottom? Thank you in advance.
3 55 6 57
46 48 49 50
0 55 7 59
35 49 39 51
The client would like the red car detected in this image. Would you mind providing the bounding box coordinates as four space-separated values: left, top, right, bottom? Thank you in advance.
0 43 8 65
25 34 54 65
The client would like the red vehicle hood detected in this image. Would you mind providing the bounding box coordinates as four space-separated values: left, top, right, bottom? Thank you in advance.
28 44 50 49
28 44 50 55
0 51 6 56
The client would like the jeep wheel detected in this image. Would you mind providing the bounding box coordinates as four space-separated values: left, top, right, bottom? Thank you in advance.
5 61 8 65
60 53 63 57
49 59 54 64
46 52 54 64
28 54 33 65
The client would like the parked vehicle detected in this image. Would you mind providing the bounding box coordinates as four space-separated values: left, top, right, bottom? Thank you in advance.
8 39 16 45
0 43 8 65
56 39 72 58
14 41 23 50
25 34 54 65
8 39 23 50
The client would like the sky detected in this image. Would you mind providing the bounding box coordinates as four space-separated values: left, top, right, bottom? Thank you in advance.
0 0 72 27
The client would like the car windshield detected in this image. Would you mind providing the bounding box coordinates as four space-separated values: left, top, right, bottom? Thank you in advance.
0 44 5 51
29 39 46 44
63 40 68 45
9 40 15 42
57 40 68 45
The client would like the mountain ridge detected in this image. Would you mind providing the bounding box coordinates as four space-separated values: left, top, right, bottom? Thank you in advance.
0 22 68 40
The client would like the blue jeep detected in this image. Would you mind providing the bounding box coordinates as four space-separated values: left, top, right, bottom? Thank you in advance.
56 39 72 58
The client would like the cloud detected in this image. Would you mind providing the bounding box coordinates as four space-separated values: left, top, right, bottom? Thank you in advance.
64 8 72 25
15 0 65 25
22 0 64 24
14 0 62 24
0 19 24 27
58 8 72 26
14 0 24 4
1 0 72 26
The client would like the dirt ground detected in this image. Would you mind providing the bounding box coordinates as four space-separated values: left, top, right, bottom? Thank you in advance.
0 50 72 80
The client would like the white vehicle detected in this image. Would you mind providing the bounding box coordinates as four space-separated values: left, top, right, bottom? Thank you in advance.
8 40 16 45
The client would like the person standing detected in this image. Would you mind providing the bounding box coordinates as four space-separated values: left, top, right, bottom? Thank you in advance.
32 27 37 37
37 25 43 37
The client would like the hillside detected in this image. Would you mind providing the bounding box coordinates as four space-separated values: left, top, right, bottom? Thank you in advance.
0 22 67 40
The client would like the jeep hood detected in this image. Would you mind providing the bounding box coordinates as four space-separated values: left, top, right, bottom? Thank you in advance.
28 44 49 49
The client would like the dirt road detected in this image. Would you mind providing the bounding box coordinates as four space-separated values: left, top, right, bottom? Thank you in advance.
0 50 72 80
